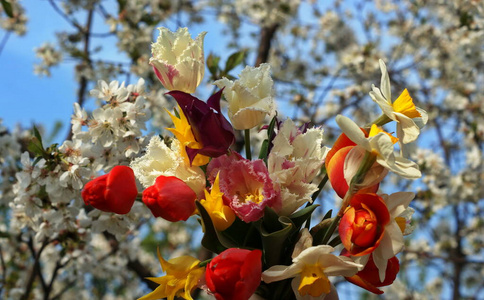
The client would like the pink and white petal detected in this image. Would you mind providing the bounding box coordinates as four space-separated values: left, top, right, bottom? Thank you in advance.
335 115 370 150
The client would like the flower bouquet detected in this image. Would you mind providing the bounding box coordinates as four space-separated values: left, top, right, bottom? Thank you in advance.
81 27 428 300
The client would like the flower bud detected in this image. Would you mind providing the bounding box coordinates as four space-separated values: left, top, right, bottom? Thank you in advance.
206 248 262 300
150 27 206 93
82 165 137 214
142 175 197 222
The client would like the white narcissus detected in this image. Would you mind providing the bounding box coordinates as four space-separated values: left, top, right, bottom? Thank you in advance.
335 115 421 179
214 63 274 130
268 119 328 215
369 59 428 144
262 245 362 300
130 136 205 198
150 27 206 94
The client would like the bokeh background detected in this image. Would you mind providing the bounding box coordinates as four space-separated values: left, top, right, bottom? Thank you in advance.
1 0 483 299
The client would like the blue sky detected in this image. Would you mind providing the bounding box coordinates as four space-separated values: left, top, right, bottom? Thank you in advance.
0 1 242 141
1 1 77 137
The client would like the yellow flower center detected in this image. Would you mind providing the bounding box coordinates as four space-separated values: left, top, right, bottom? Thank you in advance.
392 89 421 119
369 124 399 144
237 188 264 204
166 106 210 166
395 216 406 233
298 264 331 297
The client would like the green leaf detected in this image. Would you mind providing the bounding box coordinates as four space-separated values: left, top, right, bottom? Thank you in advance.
207 53 220 77
27 138 44 157
256 216 294 268
267 115 278 141
289 204 319 229
27 126 46 158
195 201 237 254
32 126 44 147
1 0 13 18
220 217 259 248
258 139 269 161
328 235 341 247
310 216 335 246
224 50 246 73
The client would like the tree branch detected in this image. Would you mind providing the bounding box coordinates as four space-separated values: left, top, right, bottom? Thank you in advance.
254 24 279 67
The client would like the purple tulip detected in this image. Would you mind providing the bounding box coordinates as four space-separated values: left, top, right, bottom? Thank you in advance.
166 90 235 164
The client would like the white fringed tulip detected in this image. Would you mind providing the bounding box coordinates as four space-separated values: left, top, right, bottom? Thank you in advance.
150 27 206 93
214 63 274 130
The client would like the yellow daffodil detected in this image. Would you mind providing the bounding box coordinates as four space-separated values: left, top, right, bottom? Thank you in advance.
199 172 236 231
370 59 428 144
138 249 204 300
166 106 211 166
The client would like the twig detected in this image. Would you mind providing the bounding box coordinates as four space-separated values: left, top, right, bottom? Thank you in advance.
0 244 6 295
0 31 11 57
66 5 95 141
254 24 279 67
21 238 49 300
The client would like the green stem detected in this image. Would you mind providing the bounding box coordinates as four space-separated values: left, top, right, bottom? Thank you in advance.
367 113 392 128
199 258 212 267
305 167 328 229
245 129 252 160
310 173 328 203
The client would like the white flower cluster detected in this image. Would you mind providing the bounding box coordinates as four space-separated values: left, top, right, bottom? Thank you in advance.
33 43 63 77
3 78 202 298
233 0 300 26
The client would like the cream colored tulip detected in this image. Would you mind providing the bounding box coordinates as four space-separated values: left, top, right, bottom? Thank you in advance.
215 63 274 130
150 27 206 94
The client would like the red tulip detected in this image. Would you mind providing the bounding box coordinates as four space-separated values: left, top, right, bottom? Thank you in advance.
206 248 262 300
345 255 400 294
339 193 390 256
82 165 138 214
142 175 196 222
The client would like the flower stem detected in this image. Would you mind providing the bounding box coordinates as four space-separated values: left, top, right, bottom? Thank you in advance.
367 113 392 127
245 129 252 160
310 166 328 203
199 258 212 267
